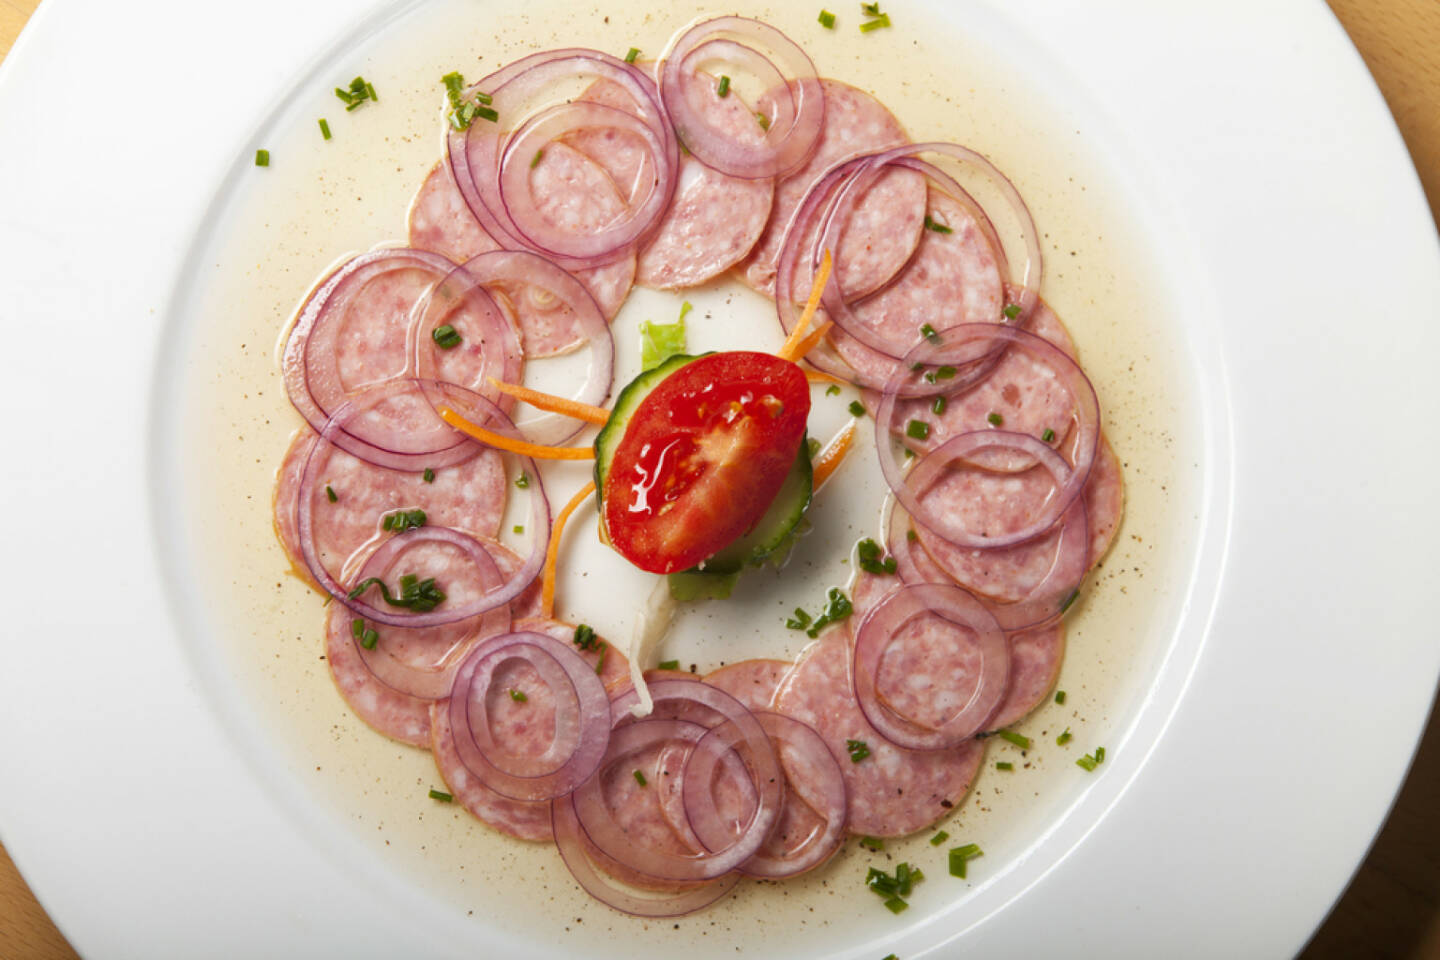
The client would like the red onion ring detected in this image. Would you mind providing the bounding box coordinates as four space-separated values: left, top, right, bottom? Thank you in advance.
415 250 614 445
297 382 550 626
853 582 1009 750
350 530 513 699
284 249 502 469
446 630 611 801
895 437 1092 631
553 756 742 917
578 681 781 881
686 711 847 879
875 327 1099 547
448 49 678 271
658 17 823 179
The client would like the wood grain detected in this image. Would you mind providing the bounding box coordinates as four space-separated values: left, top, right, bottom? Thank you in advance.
0 1 1437 957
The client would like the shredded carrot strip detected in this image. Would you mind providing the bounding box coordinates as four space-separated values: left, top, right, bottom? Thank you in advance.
543 480 596 618
789 319 835 364
804 369 846 386
438 407 594 460
812 420 856 490
776 249 834 362
487 377 610 425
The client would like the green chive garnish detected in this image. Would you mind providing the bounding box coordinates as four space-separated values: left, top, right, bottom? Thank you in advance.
474 105 499 123
755 112 770 131
594 644 607 674
1057 728 1072 745
997 730 1030 750
819 9 836 28
1060 588 1080 613
633 769 648 787
856 538 897 575
948 844 982 878
846 738 871 763
859 835 884 851
351 619 364 638
360 628 379 650
1003 303 1021 319
935 365 957 380
423 468 435 483
1042 427 1056 443
515 472 530 489
826 384 841 396
882 897 907 914
905 419 929 440
510 689 527 703
920 323 939 342
906 529 918 541
786 608 813 630
325 484 337 502
932 396 947 415
987 412 1003 426
1077 752 1100 772
1054 690 1066 705
432 324 462 349
513 525 524 535
996 761 1014 771
657 659 680 671
923 214 952 234
861 1 880 12
849 400 866 417
349 572 446 612
255 149 270 167
381 508 427 533
716 75 731 97
572 624 599 651
318 118 332 140
531 149 544 168
625 47 640 63
428 788 453 802
859 11 891 31
930 831 949 846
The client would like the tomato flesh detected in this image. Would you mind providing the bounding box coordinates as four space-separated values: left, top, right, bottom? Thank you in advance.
602 352 811 574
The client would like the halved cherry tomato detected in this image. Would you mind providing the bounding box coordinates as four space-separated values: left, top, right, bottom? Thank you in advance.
602 351 810 574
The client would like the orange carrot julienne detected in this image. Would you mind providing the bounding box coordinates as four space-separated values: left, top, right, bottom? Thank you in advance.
789 319 835 364
543 480 596 618
487 377 610 425
812 419 856 490
776 248 834 362
438 407 594 460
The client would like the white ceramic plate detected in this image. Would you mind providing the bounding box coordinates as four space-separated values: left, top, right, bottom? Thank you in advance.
2 1 1437 957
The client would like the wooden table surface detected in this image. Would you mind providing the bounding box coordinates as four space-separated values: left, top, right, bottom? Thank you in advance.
2 1 1438 957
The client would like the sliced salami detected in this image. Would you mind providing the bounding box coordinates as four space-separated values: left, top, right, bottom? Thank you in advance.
773 629 983 837
741 79 926 301
406 159 636 351
701 658 790 712
273 428 506 587
430 700 554 841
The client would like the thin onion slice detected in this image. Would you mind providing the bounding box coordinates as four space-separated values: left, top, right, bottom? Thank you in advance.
446 630 611 801
875 327 1099 547
414 250 614 445
449 49 678 270
658 16 823 179
297 381 551 626
852 582 1009 750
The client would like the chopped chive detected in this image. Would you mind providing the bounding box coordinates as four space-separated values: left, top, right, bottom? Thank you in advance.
920 323 939 342
428 788 453 802
716 75 731 98
513 525 525 535
846 738 871 763
633 769 648 787
350 618 364 638
365 82 377 102
786 608 813 630
1002 303 1021 319
935 365 957 380
826 384 842 396
334 87 354 105
510 688 527 703
254 149 270 167
882 896 908 914
474 105 499 123
474 91 493 106
572 623 598 651
883 955 898 960
906 529 918 542
531 148 545 168
625 47 640 63
849 400 866 417
861 1 880 12
423 468 435 483
905 419 929 440
318 118 332 140
859 835 884 851
325 484 337 502
381 508 427 533
432 324 462 349
819 9 836 28
1060 589 1080 613
594 643 606 674
948 844 982 878
755 112 770 131
995 761 1014 771
1076 753 1100 772
657 659 680 671
930 830 949 846
515 472 530 489
1054 690 1066 705
987 412 1004 426
808 437 822 458
859 11 891 31
1042 427 1056 443
997 730 1030 750
1057 727 1073 745
931 395 947 415
923 214 953 234
1095 746 1106 763
360 628 379 650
